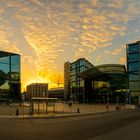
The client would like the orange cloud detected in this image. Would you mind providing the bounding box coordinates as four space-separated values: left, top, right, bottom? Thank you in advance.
120 57 126 64
0 0 140 92
111 48 123 55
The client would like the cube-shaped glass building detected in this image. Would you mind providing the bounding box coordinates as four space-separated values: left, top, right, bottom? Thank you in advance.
0 51 21 102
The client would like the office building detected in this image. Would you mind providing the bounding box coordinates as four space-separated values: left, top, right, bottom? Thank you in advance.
126 41 140 104
0 51 21 101
26 83 48 100
64 58 93 102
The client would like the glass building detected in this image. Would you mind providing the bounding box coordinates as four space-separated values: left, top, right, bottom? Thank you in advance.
64 58 127 103
127 41 140 104
79 64 127 103
64 58 93 102
0 51 21 102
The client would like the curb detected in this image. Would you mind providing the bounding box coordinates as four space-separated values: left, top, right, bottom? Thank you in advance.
9 109 134 120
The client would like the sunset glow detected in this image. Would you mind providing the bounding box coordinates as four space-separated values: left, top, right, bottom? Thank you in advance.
0 0 140 91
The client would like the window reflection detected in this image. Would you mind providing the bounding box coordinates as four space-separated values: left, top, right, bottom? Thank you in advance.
72 63 76 69
128 44 139 53
128 62 139 72
129 73 139 81
0 52 21 100
128 53 139 62
129 81 140 91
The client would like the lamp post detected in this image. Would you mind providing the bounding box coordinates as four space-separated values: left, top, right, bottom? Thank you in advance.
102 84 109 112
106 88 109 112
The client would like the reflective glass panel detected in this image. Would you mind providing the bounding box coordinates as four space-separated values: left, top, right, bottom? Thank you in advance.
80 66 85 72
128 62 139 72
0 56 9 64
0 56 10 98
72 63 76 69
128 53 139 62
128 44 139 53
0 63 9 74
129 81 140 91
71 75 76 82
80 60 84 66
11 55 20 81
72 69 76 75
129 73 139 81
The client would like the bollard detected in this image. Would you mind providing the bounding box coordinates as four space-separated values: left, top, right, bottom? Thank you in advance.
16 109 19 116
77 108 80 113
116 106 120 111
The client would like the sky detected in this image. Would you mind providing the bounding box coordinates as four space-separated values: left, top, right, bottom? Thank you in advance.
0 0 140 91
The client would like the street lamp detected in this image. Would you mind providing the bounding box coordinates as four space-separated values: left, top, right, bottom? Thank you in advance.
106 88 109 112
102 83 109 112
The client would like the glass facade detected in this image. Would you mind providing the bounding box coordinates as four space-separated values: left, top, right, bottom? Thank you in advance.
64 59 127 103
0 51 21 101
70 58 93 102
64 58 93 102
127 41 140 104
82 64 127 103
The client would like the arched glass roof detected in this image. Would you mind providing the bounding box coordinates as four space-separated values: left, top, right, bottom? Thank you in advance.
78 64 126 81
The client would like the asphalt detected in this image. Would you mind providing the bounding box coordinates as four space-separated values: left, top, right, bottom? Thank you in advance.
0 109 139 140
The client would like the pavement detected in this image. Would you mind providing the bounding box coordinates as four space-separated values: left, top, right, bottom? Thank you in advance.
0 102 133 119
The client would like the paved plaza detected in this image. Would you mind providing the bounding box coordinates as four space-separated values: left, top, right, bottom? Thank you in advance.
0 102 126 118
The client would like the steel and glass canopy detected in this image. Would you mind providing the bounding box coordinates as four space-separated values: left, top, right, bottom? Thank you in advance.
78 64 126 81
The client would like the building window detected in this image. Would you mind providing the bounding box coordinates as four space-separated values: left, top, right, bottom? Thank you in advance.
72 69 76 75
128 53 139 62
128 62 139 72
129 73 139 81
71 75 76 82
80 66 85 72
128 44 139 53
80 60 84 66
129 81 140 91
72 63 76 69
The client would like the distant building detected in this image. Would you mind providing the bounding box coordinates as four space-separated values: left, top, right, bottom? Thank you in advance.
26 83 48 100
48 87 64 100
126 41 140 104
0 51 21 102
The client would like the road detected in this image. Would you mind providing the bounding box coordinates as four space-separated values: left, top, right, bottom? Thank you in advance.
0 109 140 140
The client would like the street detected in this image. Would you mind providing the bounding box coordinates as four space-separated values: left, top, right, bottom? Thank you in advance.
0 109 140 140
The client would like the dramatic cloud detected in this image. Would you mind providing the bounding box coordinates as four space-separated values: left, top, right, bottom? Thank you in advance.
0 0 140 90
111 48 123 55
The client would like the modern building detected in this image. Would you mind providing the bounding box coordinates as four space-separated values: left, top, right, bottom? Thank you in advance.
126 41 140 104
64 58 93 102
0 51 21 102
26 83 48 100
79 64 127 103
49 87 64 100
64 58 127 103
64 62 71 101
